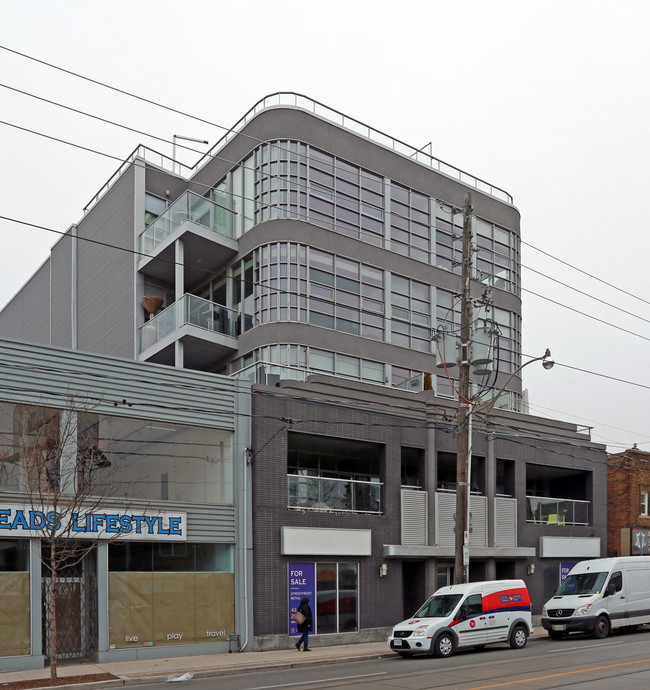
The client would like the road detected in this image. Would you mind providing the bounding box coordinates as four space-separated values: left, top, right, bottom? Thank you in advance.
132 629 650 689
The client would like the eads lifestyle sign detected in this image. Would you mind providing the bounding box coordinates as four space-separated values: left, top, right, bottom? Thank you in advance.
0 504 187 540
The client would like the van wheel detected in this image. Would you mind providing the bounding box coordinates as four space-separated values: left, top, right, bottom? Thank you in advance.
397 651 414 657
548 630 565 640
509 624 528 649
434 632 454 658
593 615 610 639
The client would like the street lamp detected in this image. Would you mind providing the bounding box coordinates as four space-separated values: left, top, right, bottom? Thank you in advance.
454 348 555 584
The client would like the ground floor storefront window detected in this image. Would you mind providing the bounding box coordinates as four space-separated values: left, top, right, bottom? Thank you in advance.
0 539 30 657
289 561 358 635
108 542 234 649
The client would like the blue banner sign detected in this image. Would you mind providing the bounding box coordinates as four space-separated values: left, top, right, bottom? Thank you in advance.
0 504 187 541
560 562 576 584
288 563 315 636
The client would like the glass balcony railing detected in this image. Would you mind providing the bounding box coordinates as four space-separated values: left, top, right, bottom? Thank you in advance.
288 474 382 514
526 496 590 526
140 191 235 255
139 295 238 351
233 361 312 386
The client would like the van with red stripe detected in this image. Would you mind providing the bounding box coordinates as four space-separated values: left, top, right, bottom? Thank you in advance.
388 579 532 658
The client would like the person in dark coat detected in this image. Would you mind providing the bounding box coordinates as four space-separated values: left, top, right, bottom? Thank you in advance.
295 596 313 651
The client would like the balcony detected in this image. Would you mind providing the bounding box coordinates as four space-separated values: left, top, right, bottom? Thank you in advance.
139 294 238 369
526 496 589 526
287 474 382 514
138 191 238 285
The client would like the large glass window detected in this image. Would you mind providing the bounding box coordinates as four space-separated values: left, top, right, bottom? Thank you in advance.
0 539 30 657
108 543 234 648
390 276 431 352
288 434 382 514
0 403 61 493
316 562 358 633
80 414 233 505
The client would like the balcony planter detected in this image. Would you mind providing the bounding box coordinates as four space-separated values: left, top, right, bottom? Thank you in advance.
141 295 164 317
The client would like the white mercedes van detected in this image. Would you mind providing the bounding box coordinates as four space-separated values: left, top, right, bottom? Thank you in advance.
541 556 650 639
388 579 533 658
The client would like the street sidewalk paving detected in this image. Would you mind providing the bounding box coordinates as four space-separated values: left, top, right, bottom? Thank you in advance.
0 628 547 689
0 640 390 688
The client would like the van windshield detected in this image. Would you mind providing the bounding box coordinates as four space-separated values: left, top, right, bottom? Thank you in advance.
556 572 608 595
413 594 462 618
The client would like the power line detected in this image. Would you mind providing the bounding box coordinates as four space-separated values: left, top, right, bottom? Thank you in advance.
522 239 650 308
522 262 650 326
3 75 647 336
523 288 650 343
3 42 646 327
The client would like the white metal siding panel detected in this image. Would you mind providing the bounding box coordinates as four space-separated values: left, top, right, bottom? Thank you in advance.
0 261 51 344
435 492 456 546
77 167 135 359
401 489 428 545
0 339 246 430
495 497 517 546
435 492 487 547
50 236 73 348
469 495 487 546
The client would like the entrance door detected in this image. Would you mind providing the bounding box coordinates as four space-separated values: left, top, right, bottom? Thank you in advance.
42 577 84 658
41 545 97 660
402 561 426 619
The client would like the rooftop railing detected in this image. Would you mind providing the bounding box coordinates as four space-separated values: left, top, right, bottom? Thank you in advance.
194 92 514 204
84 93 513 218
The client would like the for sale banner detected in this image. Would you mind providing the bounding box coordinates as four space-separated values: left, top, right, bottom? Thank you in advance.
288 563 315 636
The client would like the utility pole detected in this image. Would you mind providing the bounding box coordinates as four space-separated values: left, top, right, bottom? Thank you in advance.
454 192 473 584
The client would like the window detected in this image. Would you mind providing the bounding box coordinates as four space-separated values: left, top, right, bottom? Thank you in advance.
461 593 483 617
316 563 358 633
287 433 382 513
608 571 623 593
144 193 166 226
108 544 234 648
641 491 649 516
77 413 233 504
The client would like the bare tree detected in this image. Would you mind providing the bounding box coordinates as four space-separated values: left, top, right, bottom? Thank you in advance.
6 397 145 678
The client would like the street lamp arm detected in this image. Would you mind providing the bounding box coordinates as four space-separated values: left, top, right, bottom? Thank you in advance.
473 349 554 418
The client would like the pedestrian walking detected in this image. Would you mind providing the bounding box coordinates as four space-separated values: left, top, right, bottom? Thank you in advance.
294 596 313 651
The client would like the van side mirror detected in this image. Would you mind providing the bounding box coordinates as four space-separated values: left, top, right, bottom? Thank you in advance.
605 583 616 597
459 605 468 620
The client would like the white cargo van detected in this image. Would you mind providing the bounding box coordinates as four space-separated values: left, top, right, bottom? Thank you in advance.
541 556 650 639
388 579 533 658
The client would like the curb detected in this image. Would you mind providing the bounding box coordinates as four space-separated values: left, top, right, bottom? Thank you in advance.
119 650 391 686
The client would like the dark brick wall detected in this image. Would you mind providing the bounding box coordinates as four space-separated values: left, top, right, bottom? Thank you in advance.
251 389 427 636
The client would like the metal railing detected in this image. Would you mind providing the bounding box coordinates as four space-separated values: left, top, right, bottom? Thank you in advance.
84 146 193 216
526 496 590 526
139 295 238 351
288 474 382 513
194 92 514 204
140 191 235 255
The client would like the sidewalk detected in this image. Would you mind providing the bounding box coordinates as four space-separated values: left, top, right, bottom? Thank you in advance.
0 629 548 689
0 640 390 689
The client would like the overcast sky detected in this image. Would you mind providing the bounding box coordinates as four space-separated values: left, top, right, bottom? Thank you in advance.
1 0 648 452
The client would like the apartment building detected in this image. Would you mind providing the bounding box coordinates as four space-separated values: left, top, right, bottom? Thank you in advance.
0 94 606 647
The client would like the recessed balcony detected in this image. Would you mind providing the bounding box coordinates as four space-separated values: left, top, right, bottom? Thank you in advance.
139 294 238 369
138 191 239 285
